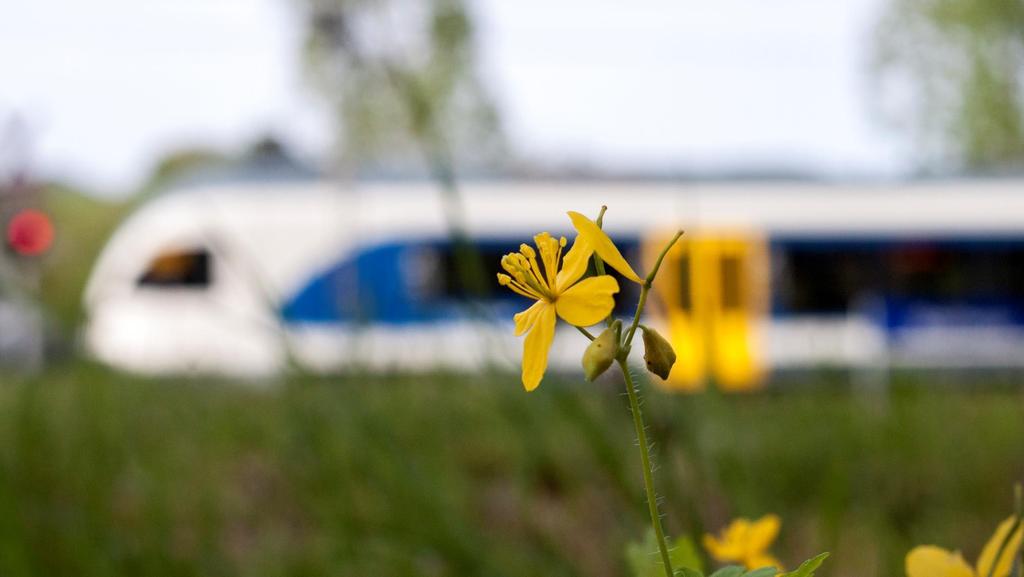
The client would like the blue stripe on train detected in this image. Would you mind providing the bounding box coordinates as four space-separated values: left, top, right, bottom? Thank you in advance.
283 234 1024 330
280 237 642 325
282 242 470 324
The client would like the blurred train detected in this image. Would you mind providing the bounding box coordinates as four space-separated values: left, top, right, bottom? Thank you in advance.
83 179 1024 389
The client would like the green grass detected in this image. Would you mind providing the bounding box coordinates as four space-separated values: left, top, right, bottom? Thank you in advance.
0 365 1022 577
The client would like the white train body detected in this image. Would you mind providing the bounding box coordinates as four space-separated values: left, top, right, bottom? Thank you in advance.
83 179 1024 384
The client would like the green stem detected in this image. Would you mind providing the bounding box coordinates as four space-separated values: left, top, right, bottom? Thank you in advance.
646 231 685 286
592 206 615 328
621 284 650 355
623 230 684 350
582 214 683 577
614 232 682 577
594 206 609 278
619 358 674 577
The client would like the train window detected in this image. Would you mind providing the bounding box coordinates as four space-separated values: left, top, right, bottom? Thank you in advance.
886 244 1024 301
438 244 503 299
720 255 743 310
678 255 692 311
137 249 211 288
430 238 642 313
774 247 879 313
403 246 446 301
775 241 1024 314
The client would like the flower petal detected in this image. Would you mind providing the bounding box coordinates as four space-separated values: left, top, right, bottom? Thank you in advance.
555 275 619 327
703 520 749 563
744 515 781 559
521 303 557 391
977 516 1023 577
906 546 974 577
554 235 593 292
513 300 547 336
745 554 783 571
702 534 731 563
567 211 643 284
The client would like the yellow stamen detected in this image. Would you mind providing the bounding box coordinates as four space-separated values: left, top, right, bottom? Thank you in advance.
499 269 544 299
554 236 566 279
500 255 530 286
506 279 543 300
519 248 550 295
535 233 561 288
507 253 549 298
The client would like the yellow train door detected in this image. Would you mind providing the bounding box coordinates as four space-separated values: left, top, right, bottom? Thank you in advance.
644 234 707 391
645 232 767 392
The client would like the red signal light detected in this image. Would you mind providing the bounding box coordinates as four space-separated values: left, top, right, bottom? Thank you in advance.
6 209 54 256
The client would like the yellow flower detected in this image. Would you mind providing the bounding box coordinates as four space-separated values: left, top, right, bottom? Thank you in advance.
497 211 642 391
704 515 783 571
906 517 1023 577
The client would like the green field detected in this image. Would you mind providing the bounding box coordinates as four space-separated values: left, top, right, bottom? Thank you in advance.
0 366 1022 577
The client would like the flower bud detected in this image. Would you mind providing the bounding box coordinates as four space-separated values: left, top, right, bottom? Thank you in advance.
641 325 676 380
582 320 621 381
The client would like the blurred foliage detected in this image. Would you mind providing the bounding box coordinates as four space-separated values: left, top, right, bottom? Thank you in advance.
38 185 129 332
298 0 504 171
626 530 704 577
1 367 1023 577
680 560 831 577
298 0 501 298
874 0 1024 171
139 147 230 196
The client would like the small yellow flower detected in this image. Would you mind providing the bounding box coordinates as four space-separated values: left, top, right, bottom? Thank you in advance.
498 211 642 391
906 517 1023 577
704 515 783 571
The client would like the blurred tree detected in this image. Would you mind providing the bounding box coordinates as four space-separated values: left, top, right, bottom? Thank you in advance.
141 147 229 195
301 0 504 168
874 0 1024 171
298 0 505 296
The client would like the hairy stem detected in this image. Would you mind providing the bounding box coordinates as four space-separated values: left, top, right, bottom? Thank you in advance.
619 358 674 577
583 212 684 577
617 231 683 577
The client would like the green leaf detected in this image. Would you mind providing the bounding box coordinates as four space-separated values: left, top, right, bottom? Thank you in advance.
708 567 746 577
669 535 705 574
626 530 705 577
625 530 669 577
743 568 778 577
779 553 830 577
674 568 703 577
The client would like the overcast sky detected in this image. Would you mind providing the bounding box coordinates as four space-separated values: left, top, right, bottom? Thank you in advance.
0 0 903 195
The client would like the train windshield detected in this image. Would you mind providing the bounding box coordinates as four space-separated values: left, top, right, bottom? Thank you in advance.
137 248 212 289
